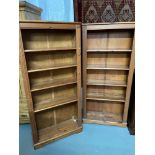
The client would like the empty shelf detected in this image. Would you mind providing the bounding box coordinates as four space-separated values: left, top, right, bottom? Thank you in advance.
28 64 77 73
87 96 125 103
87 64 129 71
31 79 77 92
87 80 127 87
34 96 77 112
25 47 76 52
87 49 132 52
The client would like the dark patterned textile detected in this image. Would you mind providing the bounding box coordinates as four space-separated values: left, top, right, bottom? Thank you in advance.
82 0 135 23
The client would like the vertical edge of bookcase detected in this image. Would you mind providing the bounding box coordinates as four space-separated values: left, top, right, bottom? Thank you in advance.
82 25 87 118
19 29 39 144
123 32 135 122
76 24 82 126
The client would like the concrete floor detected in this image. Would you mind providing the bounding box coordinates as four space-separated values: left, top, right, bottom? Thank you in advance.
19 124 135 155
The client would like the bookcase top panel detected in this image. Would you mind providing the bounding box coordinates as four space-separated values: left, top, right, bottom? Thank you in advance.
20 20 81 29
20 20 81 24
82 22 135 30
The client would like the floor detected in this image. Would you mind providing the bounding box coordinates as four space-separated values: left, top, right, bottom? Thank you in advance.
19 124 135 155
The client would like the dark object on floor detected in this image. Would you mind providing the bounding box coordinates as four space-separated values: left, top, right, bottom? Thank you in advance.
127 71 135 135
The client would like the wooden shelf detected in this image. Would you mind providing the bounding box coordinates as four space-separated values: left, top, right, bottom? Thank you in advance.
31 79 77 92
37 119 79 145
86 111 123 123
87 80 127 87
87 64 129 71
25 47 76 52
28 64 77 73
34 96 77 112
87 49 132 52
87 96 125 103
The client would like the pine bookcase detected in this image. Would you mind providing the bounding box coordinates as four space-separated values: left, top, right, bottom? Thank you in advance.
82 22 135 127
19 21 82 148
20 21 135 148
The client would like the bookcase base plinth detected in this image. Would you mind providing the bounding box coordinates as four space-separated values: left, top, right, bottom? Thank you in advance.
83 119 127 128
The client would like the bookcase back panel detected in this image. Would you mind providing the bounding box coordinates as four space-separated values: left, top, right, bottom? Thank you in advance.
87 100 124 115
22 29 76 50
26 51 76 70
106 53 130 68
36 109 55 130
86 101 123 122
56 103 77 124
86 112 123 123
87 53 130 68
87 30 134 50
87 86 126 100
35 103 78 140
87 70 128 85
29 68 77 90
32 84 77 109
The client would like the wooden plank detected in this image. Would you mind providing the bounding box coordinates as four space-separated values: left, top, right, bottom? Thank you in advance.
83 119 126 127
25 47 76 52
76 25 82 126
82 25 87 118
20 22 78 30
34 99 77 113
87 97 125 103
28 65 77 73
87 64 129 71
82 22 135 26
87 80 127 87
20 20 81 24
19 30 38 143
31 80 77 92
87 49 132 52
123 34 135 122
85 23 135 31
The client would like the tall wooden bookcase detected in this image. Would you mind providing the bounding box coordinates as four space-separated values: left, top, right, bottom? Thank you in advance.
82 22 135 127
19 21 82 148
20 21 135 148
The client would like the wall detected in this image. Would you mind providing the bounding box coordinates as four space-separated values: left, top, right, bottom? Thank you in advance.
19 0 74 21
